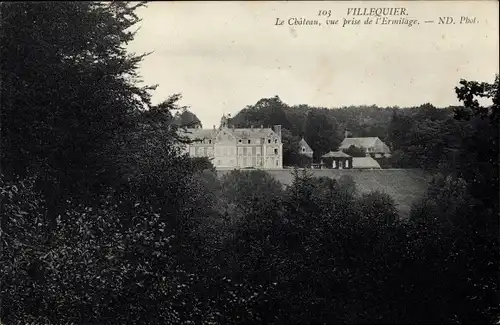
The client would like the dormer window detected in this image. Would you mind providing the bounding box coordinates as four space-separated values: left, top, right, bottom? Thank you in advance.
302 147 305 152
268 139 271 144
247 139 251 144
238 139 242 143
208 139 212 144
274 139 277 144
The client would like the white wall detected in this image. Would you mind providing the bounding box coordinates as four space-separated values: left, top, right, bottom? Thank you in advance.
184 131 283 170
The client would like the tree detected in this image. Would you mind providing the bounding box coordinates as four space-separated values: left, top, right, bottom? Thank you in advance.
454 75 499 122
281 129 312 167
343 145 366 157
219 170 284 223
357 191 399 227
303 110 342 160
0 174 207 325
453 74 499 221
230 96 291 130
0 98 221 324
386 106 463 170
173 109 203 128
405 75 500 324
0 3 220 323
0 1 155 204
338 174 357 196
189 157 215 173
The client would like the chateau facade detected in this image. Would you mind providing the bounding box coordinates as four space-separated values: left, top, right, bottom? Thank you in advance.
180 115 283 169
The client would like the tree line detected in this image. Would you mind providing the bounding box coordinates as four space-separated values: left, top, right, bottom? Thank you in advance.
1 2 498 324
227 90 498 173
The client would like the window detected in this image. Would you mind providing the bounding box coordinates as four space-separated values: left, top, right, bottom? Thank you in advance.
274 148 278 155
276 160 279 166
247 139 251 144
274 139 277 143
268 139 271 144
208 139 212 144
302 147 305 152
239 139 242 143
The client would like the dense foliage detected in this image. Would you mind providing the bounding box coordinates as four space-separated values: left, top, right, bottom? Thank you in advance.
343 145 367 157
1 2 498 325
230 93 496 173
172 109 203 129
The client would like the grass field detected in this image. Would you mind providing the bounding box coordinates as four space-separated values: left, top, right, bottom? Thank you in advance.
217 168 430 217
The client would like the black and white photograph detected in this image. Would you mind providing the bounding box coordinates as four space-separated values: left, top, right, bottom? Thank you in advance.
0 1 498 324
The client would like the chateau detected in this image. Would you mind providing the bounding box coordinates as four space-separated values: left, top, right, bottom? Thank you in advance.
180 114 283 169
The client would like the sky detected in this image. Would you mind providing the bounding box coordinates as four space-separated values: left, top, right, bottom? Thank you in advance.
126 1 499 128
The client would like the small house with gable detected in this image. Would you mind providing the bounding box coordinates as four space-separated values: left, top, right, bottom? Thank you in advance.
339 136 391 158
321 151 353 169
298 138 314 158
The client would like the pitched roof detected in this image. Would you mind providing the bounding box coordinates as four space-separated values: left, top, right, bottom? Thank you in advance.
230 128 276 139
339 137 379 149
299 138 313 152
321 151 351 158
352 157 381 169
181 128 216 139
179 126 279 141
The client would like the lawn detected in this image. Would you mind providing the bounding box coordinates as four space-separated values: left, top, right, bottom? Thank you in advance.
217 168 430 217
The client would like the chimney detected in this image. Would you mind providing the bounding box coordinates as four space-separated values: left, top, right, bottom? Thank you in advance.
251 125 254 129
213 125 216 130
273 125 282 138
260 125 263 129
344 130 349 139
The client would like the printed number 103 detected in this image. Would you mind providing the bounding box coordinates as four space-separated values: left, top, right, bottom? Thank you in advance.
318 10 331 18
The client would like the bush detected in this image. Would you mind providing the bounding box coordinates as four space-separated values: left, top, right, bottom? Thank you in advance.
357 191 399 227
343 145 366 157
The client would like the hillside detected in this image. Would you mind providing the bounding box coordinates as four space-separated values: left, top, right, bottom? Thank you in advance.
230 97 397 139
217 168 430 217
228 97 462 170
